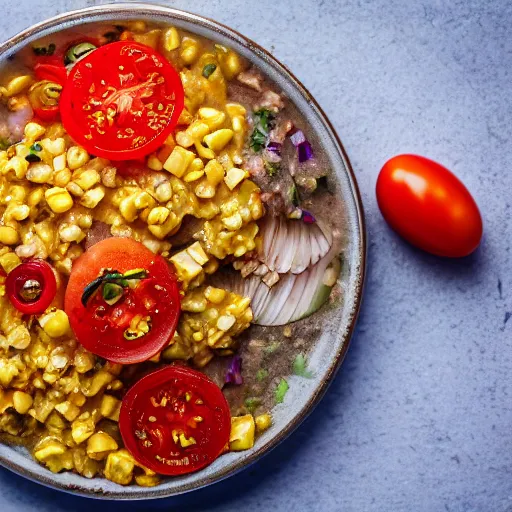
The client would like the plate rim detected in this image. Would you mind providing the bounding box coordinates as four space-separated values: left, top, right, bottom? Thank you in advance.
0 2 367 500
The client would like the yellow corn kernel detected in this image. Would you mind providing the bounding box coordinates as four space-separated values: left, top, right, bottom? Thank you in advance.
194 181 215 199
181 295 207 312
34 440 67 461
194 141 215 160
27 187 44 207
192 331 204 342
134 191 155 210
175 130 194 148
71 416 95 444
45 187 73 213
204 286 226 304
38 309 70 338
80 186 105 209
162 26 181 51
180 37 200 65
25 163 52 183
255 413 272 432
3 156 29 179
135 474 160 487
59 224 84 243
147 211 179 239
7 324 31 349
0 226 19 245
203 129 234 152
100 395 122 421
222 212 243 231
154 181 172 202
104 450 135 486
54 401 81 422
24 122 45 141
147 206 169 225
73 169 100 190
170 250 203 282
52 153 67 172
67 146 90 170
226 103 247 118
232 115 245 133
119 196 137 222
147 153 163 171
41 137 66 156
163 146 195 178
219 51 243 80
5 75 33 97
133 29 162 50
184 170 204 183
224 168 247 190
7 204 30 221
204 160 225 186
66 182 84 197
87 432 119 461
53 168 72 187
217 314 236 331
229 415 255 451
12 391 33 414
187 242 209 265
127 20 147 32
198 108 226 131
0 252 20 273
187 121 210 141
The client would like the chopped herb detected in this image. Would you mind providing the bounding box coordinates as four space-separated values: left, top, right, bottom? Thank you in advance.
30 143 42 152
202 63 217 79
65 42 97 65
244 397 261 413
256 368 269 382
264 160 280 177
263 340 280 354
293 353 313 378
275 378 289 404
250 109 274 152
25 154 41 163
32 43 56 56
289 184 300 207
102 283 124 306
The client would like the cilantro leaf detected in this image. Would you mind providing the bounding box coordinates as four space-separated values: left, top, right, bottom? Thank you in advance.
275 378 289 404
264 160 280 177
256 368 269 382
250 109 274 152
293 353 313 379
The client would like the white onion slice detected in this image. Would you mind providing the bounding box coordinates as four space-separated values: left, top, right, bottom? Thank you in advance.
257 215 332 275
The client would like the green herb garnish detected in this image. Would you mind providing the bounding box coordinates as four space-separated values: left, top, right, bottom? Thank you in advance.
244 397 261 413
256 368 269 382
250 109 274 152
25 143 43 163
102 283 124 306
293 353 313 379
263 340 280 354
32 43 56 56
289 184 300 206
275 378 289 404
202 63 217 79
264 160 280 177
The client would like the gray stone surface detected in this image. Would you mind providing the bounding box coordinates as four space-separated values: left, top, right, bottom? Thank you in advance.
0 0 511 510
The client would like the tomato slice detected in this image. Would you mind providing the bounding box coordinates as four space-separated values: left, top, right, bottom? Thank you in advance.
34 63 67 85
64 238 180 364
59 41 184 160
119 366 231 476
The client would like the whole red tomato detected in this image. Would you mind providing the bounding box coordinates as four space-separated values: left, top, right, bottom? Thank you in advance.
376 154 483 257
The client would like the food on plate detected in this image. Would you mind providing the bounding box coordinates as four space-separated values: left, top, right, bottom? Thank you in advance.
0 19 344 485
376 154 482 257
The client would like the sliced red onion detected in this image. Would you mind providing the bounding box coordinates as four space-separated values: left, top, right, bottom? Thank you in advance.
225 355 243 385
290 130 306 147
301 210 316 224
266 141 282 154
298 141 314 162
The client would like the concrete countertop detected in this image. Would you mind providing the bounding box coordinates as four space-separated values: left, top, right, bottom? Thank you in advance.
1 1 510 510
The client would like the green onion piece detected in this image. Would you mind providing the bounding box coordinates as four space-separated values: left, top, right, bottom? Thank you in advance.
289 184 300 207
102 283 124 306
30 143 42 152
32 43 55 57
122 269 147 280
250 109 274 153
244 397 261 413
292 353 313 378
81 275 106 306
202 63 217 79
263 340 280 354
256 368 269 382
64 42 97 65
25 154 41 163
264 161 280 177
275 378 289 404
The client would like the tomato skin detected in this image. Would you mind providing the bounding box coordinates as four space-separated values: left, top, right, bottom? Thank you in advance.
34 63 67 85
120 366 231 476
64 238 180 364
376 154 483 257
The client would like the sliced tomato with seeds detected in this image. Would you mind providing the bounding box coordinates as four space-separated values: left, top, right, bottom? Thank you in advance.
59 41 184 160
64 238 180 364
120 366 231 476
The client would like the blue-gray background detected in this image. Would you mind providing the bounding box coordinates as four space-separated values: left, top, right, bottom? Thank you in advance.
1 0 511 510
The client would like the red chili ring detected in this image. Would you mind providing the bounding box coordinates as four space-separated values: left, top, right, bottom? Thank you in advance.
6 260 57 315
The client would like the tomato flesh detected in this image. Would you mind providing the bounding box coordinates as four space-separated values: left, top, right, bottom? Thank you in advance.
6 260 57 315
64 238 180 364
120 366 231 476
59 41 184 160
376 154 483 257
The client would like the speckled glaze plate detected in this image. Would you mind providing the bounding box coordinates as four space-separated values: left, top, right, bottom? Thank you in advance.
0 3 366 500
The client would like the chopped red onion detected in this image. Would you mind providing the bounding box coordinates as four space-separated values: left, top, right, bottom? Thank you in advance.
266 141 282 154
298 141 314 162
301 210 316 224
290 130 306 147
225 355 243 385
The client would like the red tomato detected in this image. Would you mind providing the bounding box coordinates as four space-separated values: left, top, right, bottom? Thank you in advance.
5 260 57 315
120 366 231 476
34 63 67 84
376 154 483 257
64 238 180 364
59 41 184 160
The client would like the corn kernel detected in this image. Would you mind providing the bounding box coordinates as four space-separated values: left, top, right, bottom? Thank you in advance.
34 440 66 461
100 395 121 421
52 153 67 172
67 146 90 170
119 196 137 222
155 181 172 202
41 137 66 156
26 163 52 183
187 121 210 141
147 153 163 171
147 206 169 225
194 141 215 160
13 391 33 414
163 146 195 178
0 226 19 245
3 156 28 179
198 108 226 131
170 250 203 282
24 122 45 141
180 37 200 65
8 204 30 221
226 103 247 118
7 324 31 349
204 159 225 186
184 170 204 182
53 168 71 187
0 252 21 273
59 224 84 243
195 181 215 199
229 415 255 451
255 413 272 432
222 212 243 231
147 211 179 239
55 401 81 421
133 191 155 210
45 187 73 213
5 75 33 97
224 168 247 190
80 186 105 208
204 286 226 304
162 26 181 51
73 169 100 190
87 432 118 461
217 314 236 331
203 129 234 152
187 242 209 265
38 310 70 338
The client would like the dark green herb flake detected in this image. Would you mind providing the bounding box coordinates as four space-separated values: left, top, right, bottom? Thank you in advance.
275 378 289 404
264 161 280 177
256 368 269 382
293 353 313 379
244 397 261 413
250 109 274 153
202 63 217 79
